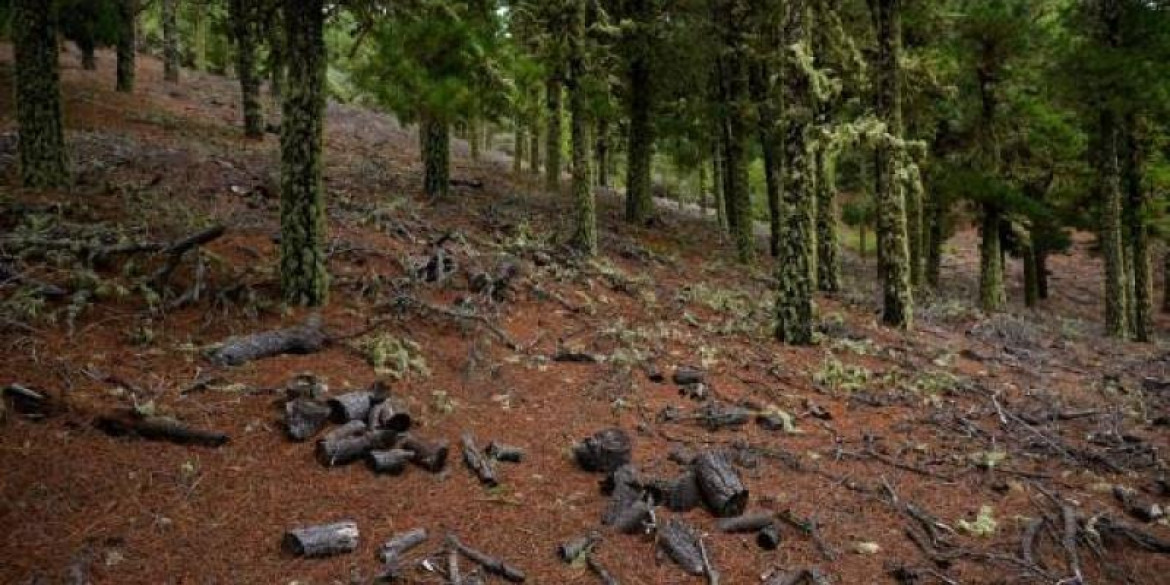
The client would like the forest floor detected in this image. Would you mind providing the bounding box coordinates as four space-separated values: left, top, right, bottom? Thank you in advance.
2 47 1170 585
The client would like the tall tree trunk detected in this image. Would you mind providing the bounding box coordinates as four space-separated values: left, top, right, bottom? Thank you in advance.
77 23 97 70
624 0 655 224
979 204 1005 311
595 118 609 188
906 164 923 288
545 77 563 192
268 7 286 101
13 0 69 189
230 0 263 138
470 120 482 161
1124 116 1152 341
1036 246 1049 300
116 0 137 93
871 0 913 329
712 139 727 232
529 104 542 176
568 0 596 254
1023 237 1039 308
699 161 708 212
926 185 943 288
775 0 814 344
513 120 525 175
1099 109 1129 338
191 4 207 71
422 116 451 198
279 0 328 306
759 123 782 258
715 2 754 264
162 0 181 83
816 147 840 292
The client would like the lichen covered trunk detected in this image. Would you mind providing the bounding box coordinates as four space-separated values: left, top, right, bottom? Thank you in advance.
816 147 840 293
1099 109 1129 338
761 130 782 258
712 140 727 232
979 204 1005 311
545 77 563 192
529 107 542 176
13 0 69 189
1124 117 1152 341
279 0 328 307
872 0 912 329
512 121 525 175
567 0 596 255
1023 238 1038 308
422 117 451 199
162 0 181 83
116 0 137 93
231 0 264 138
595 118 609 188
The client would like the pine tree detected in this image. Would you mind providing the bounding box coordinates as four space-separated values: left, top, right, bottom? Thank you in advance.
116 0 137 92
162 0 181 83
568 0 596 254
229 0 264 138
12 0 69 189
624 0 655 224
279 0 329 306
870 0 913 329
714 0 755 264
545 77 564 192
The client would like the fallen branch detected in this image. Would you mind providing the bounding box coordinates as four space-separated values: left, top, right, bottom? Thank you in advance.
95 412 229 447
209 315 326 366
447 534 526 582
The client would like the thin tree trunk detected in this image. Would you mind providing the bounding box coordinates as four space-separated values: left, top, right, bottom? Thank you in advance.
568 0 596 254
230 0 263 138
871 0 913 329
761 131 782 258
715 3 754 264
816 146 840 292
191 4 207 71
162 0 181 83
1100 109 1129 338
116 0 137 93
529 105 542 176
926 184 943 288
422 116 451 198
470 120 481 161
513 120 525 175
712 140 726 232
1023 237 1039 308
979 203 1005 311
13 0 69 189
595 118 609 188
545 77 563 192
1036 246 1049 300
279 0 328 306
1124 115 1152 341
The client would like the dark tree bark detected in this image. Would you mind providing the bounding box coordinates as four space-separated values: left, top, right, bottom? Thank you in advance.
12 0 69 189
529 103 543 176
279 0 329 306
568 0 597 255
693 451 748 517
545 77 564 192
871 0 913 329
926 186 943 288
712 137 727 231
979 204 1005 311
624 0 655 224
230 0 263 137
285 398 331 441
162 0 181 82
282 521 359 558
714 0 755 264
116 0 137 93
209 317 325 365
1097 0 1128 338
460 432 499 487
752 59 782 258
401 435 449 472
573 428 632 473
1023 239 1039 308
595 118 609 188
421 116 452 198
657 519 705 576
1124 115 1152 341
367 448 413 475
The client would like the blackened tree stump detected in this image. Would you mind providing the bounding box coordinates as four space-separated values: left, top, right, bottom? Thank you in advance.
282 520 359 558
328 391 373 423
573 428 632 473
649 471 702 512
367 396 412 432
693 451 748 517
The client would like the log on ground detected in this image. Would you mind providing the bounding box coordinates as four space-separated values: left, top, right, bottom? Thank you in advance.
95 412 228 447
658 518 705 576
282 520 359 558
285 398 331 441
209 316 326 366
461 432 499 486
573 428 632 473
693 451 749 517
401 435 450 472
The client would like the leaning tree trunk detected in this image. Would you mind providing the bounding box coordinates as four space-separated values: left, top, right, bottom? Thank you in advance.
568 0 596 255
12 0 69 189
422 116 451 199
279 0 328 306
116 0 137 93
230 0 263 138
979 203 1005 312
624 0 655 224
775 0 814 345
162 0 181 83
545 77 564 192
871 0 913 329
1124 117 1152 342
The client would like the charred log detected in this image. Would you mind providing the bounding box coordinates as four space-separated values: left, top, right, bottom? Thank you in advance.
448 534 526 582
657 519 704 576
693 451 748 517
285 398 331 441
367 448 413 475
282 520 359 558
461 432 498 487
401 435 450 472
573 428 632 473
487 441 525 463
95 412 229 447
210 316 325 366
328 391 373 423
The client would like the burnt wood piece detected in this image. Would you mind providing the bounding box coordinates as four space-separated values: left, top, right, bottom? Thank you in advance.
1113 486 1165 522
717 513 774 533
95 413 229 447
3 384 52 419
602 465 645 524
367 397 412 432
553 350 600 363
673 367 706 385
285 398 331 441
209 317 326 366
317 429 395 467
679 382 709 401
697 403 751 431
323 419 368 442
377 527 428 566
645 364 665 384
757 524 782 550
448 535 526 582
612 500 653 534
149 224 228 289
486 441 524 463
763 570 810 585
367 448 413 475
401 435 450 472
657 519 705 576
668 444 697 465
649 472 702 512
587 555 619 585
573 428 632 473
693 451 749 517
557 532 601 563
461 433 499 487
282 520 359 558
1095 515 1170 552
328 391 373 423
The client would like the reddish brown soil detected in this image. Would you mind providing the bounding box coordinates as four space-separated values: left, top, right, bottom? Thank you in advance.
2 47 1169 585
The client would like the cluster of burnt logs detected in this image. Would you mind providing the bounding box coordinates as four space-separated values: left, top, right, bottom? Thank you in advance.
283 374 524 486
568 427 782 577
